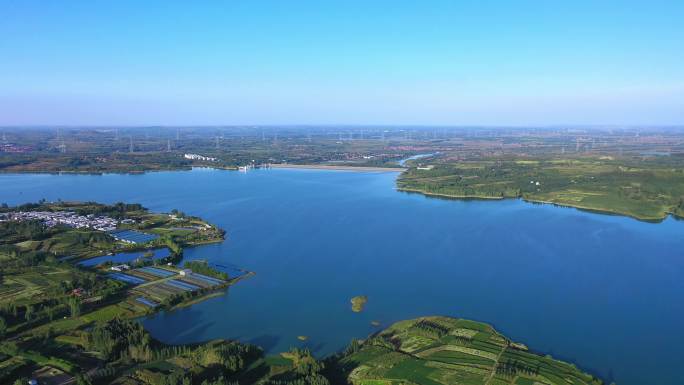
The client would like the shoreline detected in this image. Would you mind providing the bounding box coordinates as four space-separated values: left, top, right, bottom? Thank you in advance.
268 164 406 172
0 164 402 175
398 187 679 222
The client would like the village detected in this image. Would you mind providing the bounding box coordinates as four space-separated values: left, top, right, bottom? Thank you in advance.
0 211 119 232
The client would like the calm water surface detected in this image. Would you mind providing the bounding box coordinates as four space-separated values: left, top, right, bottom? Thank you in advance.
78 248 171 267
1 168 683 385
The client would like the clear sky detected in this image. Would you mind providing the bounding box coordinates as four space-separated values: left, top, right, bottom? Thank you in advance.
1 1 683 126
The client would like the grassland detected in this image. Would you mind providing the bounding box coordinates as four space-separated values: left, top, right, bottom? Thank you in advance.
398 157 684 221
336 316 603 385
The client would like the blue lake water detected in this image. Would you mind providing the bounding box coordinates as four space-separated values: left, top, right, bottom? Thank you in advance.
1 168 684 385
78 248 171 267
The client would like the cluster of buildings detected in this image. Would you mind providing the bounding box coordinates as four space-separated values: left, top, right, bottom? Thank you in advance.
0 211 118 231
184 153 217 161
0 142 32 153
111 264 131 271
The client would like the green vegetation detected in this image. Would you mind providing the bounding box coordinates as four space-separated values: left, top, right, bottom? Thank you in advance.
0 201 224 262
183 261 229 281
399 157 684 221
334 316 603 385
0 201 252 384
350 295 368 313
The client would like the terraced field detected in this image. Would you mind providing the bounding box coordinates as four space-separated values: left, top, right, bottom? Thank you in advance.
338 316 603 385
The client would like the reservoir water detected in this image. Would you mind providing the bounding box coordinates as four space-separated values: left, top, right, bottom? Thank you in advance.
1 168 683 385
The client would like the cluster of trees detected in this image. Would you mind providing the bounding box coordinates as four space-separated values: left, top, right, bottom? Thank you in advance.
190 341 261 374
83 318 264 385
88 318 153 361
55 229 113 247
268 348 330 385
411 319 449 339
184 261 229 281
1 200 146 219
0 245 54 268
1 201 45 212
495 359 540 378
0 220 54 244
68 202 145 219
0 296 78 336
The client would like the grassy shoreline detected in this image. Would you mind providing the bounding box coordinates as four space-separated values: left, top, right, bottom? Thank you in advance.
399 185 680 222
397 158 684 222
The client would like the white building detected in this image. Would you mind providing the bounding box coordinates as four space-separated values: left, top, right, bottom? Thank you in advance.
184 153 217 162
111 264 130 272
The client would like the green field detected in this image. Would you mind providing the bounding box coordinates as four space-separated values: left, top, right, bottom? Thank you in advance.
398 157 684 221
0 201 241 385
337 316 603 385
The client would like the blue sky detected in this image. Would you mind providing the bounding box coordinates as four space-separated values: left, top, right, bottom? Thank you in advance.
1 1 683 125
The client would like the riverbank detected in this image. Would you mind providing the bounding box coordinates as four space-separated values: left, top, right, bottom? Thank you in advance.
398 187 506 200
269 163 406 172
399 186 679 222
397 158 684 222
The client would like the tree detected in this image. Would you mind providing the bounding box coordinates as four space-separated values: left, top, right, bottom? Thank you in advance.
0 316 6 338
24 304 34 321
75 373 92 385
46 305 55 321
69 297 81 318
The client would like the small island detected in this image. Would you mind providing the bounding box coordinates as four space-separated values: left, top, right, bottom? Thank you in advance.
350 295 368 313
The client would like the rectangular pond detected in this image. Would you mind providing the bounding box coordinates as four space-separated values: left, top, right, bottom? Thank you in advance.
77 248 171 267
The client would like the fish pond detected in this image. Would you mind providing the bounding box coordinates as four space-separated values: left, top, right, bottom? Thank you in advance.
78 248 171 267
